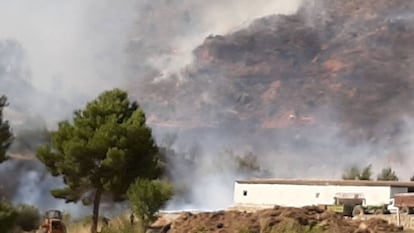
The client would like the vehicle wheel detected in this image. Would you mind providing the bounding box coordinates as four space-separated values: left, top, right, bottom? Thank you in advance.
400 207 409 214
352 206 365 216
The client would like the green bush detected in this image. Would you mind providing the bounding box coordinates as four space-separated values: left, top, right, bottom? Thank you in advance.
14 204 41 232
127 179 173 229
0 200 18 233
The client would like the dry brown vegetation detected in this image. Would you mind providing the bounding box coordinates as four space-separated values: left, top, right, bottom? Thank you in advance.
155 206 403 233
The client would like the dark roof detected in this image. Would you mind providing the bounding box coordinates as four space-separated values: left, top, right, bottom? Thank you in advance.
236 178 414 188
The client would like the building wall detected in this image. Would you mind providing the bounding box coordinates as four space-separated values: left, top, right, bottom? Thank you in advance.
234 183 397 207
391 187 408 197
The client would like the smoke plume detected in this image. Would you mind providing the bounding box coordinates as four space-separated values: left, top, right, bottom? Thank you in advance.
2 0 414 217
0 0 304 215
141 0 414 210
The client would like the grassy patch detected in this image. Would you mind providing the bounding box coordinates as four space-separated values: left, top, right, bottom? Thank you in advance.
101 217 143 233
66 214 145 233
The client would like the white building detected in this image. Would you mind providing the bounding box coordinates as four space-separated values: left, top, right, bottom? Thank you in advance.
234 179 414 208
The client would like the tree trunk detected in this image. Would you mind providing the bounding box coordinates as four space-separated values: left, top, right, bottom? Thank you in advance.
91 189 102 233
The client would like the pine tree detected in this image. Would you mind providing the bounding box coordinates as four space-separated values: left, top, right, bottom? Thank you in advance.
37 89 162 233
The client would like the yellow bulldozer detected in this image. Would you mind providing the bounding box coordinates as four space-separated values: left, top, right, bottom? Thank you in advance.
37 210 67 233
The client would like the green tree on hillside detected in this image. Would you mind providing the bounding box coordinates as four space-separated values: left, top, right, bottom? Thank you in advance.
342 164 372 180
377 167 399 181
0 95 13 163
36 89 163 233
127 179 173 230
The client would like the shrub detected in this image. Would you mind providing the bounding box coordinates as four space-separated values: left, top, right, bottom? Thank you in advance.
0 200 17 233
14 204 41 231
127 179 173 229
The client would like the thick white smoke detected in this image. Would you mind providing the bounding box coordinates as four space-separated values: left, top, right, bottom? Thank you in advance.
0 0 303 122
1 0 414 217
137 0 303 80
0 0 305 215
0 0 139 124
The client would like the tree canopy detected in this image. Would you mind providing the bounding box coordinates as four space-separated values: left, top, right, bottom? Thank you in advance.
377 167 399 181
360 165 373 180
342 164 372 180
0 95 13 163
36 89 163 233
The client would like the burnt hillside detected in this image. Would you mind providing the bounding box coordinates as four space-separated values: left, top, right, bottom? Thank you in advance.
134 0 414 143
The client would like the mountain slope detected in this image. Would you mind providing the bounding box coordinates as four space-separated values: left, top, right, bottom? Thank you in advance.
134 0 414 143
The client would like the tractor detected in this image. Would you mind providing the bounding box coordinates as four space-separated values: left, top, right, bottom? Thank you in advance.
321 193 389 216
37 210 67 233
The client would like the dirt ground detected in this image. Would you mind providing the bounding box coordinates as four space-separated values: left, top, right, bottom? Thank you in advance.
152 206 404 233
